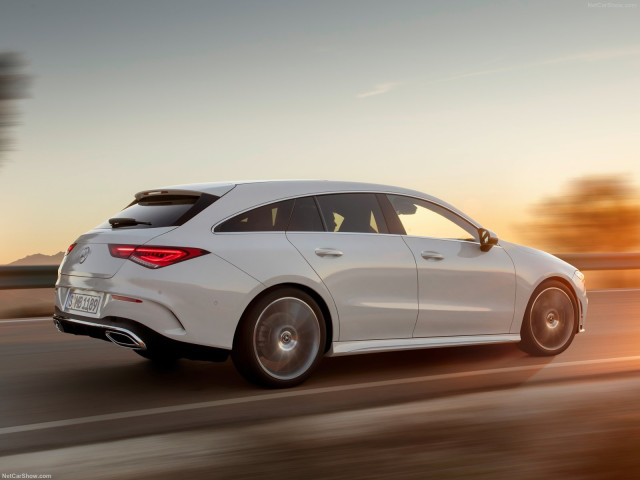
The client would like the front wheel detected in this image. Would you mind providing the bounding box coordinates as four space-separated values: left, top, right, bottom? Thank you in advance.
232 288 326 388
519 280 577 356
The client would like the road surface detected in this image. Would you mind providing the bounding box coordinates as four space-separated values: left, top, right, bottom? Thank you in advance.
1 290 639 478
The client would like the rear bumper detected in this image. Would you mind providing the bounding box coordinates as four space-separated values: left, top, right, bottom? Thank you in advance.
53 313 148 350
53 308 229 362
55 249 263 351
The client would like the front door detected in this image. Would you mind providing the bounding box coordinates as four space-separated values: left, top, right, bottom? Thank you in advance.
385 194 516 337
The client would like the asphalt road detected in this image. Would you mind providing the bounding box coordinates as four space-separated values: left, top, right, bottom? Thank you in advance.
1 289 640 479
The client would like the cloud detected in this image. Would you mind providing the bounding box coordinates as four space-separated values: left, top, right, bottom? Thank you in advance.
542 45 640 64
356 82 401 98
435 46 640 83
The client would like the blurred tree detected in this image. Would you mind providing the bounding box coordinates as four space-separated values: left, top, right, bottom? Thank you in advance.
527 175 640 253
0 52 28 167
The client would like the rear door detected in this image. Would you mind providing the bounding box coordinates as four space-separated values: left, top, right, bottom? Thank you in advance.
286 193 418 341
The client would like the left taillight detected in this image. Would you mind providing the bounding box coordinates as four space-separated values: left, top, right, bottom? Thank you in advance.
65 243 77 256
109 244 210 269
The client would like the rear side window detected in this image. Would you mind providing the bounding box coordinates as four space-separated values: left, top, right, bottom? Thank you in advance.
316 193 388 234
98 194 218 229
215 200 294 232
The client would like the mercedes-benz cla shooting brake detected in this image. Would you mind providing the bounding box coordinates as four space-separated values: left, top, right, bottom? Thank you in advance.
54 180 587 387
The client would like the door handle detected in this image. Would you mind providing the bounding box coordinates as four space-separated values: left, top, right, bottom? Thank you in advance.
315 248 343 258
421 251 444 261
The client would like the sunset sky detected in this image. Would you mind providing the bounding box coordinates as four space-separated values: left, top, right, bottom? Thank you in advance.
1 0 639 264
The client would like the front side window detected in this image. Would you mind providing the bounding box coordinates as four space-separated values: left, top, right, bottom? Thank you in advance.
387 195 478 241
215 200 294 232
316 193 388 234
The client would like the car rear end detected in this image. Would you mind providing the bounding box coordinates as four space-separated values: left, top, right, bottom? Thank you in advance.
53 183 255 361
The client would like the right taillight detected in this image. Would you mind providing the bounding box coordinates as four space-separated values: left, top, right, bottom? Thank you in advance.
109 244 209 269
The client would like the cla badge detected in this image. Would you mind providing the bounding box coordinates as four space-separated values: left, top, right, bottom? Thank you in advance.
79 246 91 264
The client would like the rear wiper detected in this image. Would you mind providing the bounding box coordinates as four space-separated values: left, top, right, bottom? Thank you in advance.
108 217 152 228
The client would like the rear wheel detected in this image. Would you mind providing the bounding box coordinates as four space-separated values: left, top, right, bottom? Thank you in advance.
232 288 326 388
519 280 577 356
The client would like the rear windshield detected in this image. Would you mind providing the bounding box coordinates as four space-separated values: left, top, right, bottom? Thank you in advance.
97 193 218 229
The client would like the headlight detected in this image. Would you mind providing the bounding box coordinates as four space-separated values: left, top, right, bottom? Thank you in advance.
574 270 585 283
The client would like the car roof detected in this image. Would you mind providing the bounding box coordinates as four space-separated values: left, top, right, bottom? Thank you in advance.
142 179 436 200
137 180 481 228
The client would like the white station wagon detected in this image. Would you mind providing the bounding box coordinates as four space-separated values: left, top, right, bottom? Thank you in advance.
54 180 587 387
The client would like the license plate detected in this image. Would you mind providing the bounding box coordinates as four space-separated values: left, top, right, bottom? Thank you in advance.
65 290 104 317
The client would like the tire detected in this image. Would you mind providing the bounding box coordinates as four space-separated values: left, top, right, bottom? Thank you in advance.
232 288 326 388
518 280 577 356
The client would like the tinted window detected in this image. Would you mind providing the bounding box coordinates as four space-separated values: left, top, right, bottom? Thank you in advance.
316 194 388 234
287 197 324 232
387 195 478 241
97 194 217 229
215 200 294 232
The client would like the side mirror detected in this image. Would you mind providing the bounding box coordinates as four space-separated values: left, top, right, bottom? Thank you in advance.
478 228 499 252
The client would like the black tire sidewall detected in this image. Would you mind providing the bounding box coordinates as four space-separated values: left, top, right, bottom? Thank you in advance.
232 287 327 388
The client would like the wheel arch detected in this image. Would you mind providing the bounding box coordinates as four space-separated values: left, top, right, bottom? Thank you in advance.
233 282 334 353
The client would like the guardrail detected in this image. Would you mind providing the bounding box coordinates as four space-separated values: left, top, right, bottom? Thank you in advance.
556 253 640 271
0 266 58 290
1 253 639 290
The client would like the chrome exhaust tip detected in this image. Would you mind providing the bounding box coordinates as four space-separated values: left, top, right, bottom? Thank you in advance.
105 330 146 350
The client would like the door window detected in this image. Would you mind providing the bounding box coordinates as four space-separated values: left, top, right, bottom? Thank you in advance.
316 194 388 234
387 195 478 241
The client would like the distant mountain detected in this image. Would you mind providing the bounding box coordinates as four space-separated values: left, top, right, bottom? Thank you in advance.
7 252 65 266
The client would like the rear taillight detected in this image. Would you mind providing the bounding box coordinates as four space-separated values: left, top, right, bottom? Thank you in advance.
109 245 136 258
66 243 77 256
109 244 209 269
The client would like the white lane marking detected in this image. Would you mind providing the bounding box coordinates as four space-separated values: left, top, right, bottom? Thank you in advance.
588 288 640 293
0 317 51 324
2 355 640 436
